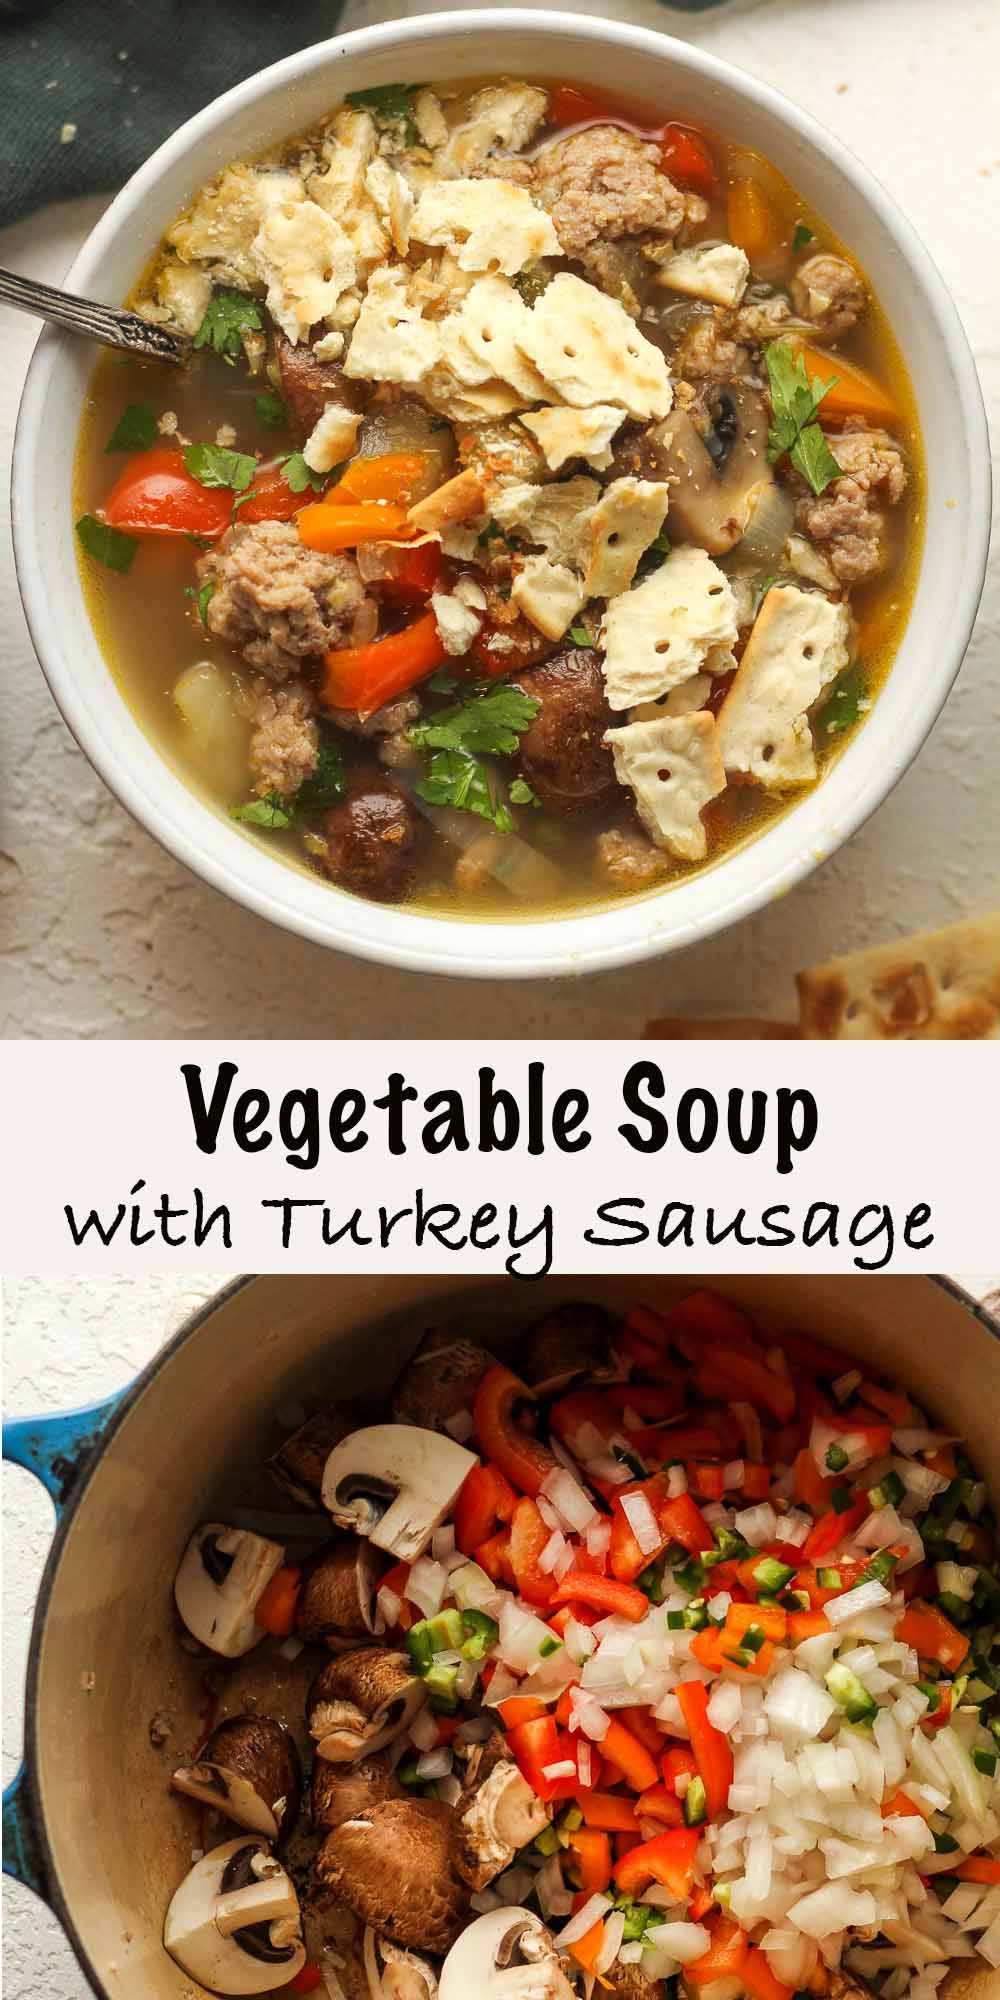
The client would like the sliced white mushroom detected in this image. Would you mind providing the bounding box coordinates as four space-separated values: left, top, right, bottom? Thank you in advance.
439 1908 575 2000
366 1928 440 2000
455 1737 551 1890
174 1524 285 1657
321 1426 477 1563
164 1837 306 1994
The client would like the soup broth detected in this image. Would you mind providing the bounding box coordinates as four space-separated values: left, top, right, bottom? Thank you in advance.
75 75 923 919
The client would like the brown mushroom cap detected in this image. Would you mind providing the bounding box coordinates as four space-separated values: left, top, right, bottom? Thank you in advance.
608 1965 665 2000
171 1715 302 1842
307 1648 426 1763
270 1404 355 1508
455 1735 550 1891
315 1798 469 1954
518 1302 616 1396
390 1327 493 1431
311 1755 404 1831
296 1535 383 1650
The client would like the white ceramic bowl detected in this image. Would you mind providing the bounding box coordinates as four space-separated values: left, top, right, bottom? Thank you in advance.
13 11 991 980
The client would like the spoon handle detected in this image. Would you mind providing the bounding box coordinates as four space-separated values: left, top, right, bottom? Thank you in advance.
0 267 191 365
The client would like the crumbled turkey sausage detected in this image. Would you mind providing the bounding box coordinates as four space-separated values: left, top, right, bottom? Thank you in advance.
249 678 320 798
672 310 752 384
795 420 907 585
199 521 371 679
791 253 866 339
533 125 705 258
595 820 672 891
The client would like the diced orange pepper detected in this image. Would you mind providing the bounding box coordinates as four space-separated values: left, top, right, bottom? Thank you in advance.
686 1915 749 1986
691 1629 775 1679
789 341 898 426
568 1918 607 1977
498 1695 549 1730
599 1717 659 1795
578 1792 640 1833
322 610 447 713
474 1365 557 1498
635 1784 684 1827
566 1827 613 1894
898 1601 970 1673
697 1344 795 1423
882 1791 928 1819
615 1826 700 1899
298 499 413 551
333 451 434 506
788 1608 832 1642
794 1446 834 1515
725 1601 787 1643
956 1857 1000 1884
619 1706 665 1756
254 1563 301 1637
676 1679 734 1819
743 1943 794 2000
727 177 783 260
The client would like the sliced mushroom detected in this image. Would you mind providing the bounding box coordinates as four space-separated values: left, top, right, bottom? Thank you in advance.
172 1717 302 1843
164 1837 306 1994
321 1425 477 1563
439 1909 575 2000
518 1302 617 1397
270 1403 356 1508
315 1798 469 1955
312 1753 404 1830
637 384 774 555
307 1648 426 1763
357 1929 440 2000
296 1535 383 1650
174 1525 285 1657
608 1965 663 1999
390 1327 494 1432
454 1735 551 1890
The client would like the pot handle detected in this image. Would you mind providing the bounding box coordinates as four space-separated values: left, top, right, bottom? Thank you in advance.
3 1389 126 1897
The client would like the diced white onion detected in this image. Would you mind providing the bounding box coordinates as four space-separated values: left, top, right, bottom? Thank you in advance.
542 1759 577 1781
539 1529 568 1575
732 1503 778 1546
406 1557 447 1618
557 1893 613 1945
621 1489 662 1556
409 1707 439 1752
596 1911 626 1974
431 1524 456 1563
586 1520 612 1557
542 1466 600 1533
570 1687 611 1741
444 1408 475 1442
893 1429 959 1456
667 1464 688 1498
415 1746 453 1780
376 1586 402 1630
824 1579 892 1627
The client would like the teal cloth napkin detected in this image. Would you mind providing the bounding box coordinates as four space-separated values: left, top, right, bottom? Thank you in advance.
0 0 346 231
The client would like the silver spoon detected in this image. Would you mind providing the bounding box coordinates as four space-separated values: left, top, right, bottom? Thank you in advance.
0 266 191 365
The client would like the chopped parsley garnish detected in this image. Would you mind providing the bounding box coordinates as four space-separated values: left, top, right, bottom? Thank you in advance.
569 623 593 647
296 734 347 814
105 403 157 452
765 341 842 495
426 667 460 696
231 791 293 829
509 777 539 807
75 514 139 574
185 579 216 630
408 684 540 834
633 530 671 582
280 450 328 494
193 289 263 361
817 663 866 737
345 82 424 147
255 389 287 429
184 443 256 492
793 224 815 253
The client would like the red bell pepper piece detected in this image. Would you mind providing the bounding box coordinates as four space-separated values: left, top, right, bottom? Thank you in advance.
666 1289 754 1349
577 1792 640 1833
690 1461 726 1502
566 1827 613 1894
549 1388 618 1459
510 1495 558 1606
686 1915 749 1985
676 1680 734 1819
697 1344 796 1424
233 460 313 525
473 1365 556 1497
794 1446 834 1514
547 83 617 127
322 610 447 714
498 1695 549 1730
742 1945 794 2000
802 1496 868 1562
635 1784 684 1827
614 1826 700 1898
607 1381 684 1423
741 1463 773 1501
599 1717 659 1795
610 1479 714 1583
898 1602 970 1673
659 123 718 195
618 1706 665 1757
550 1570 648 1621
473 1529 514 1586
455 1462 506 1554
103 446 234 539
661 1744 698 1794
290 1966 324 1994
507 1717 585 1802
377 538 443 603
623 1303 673 1350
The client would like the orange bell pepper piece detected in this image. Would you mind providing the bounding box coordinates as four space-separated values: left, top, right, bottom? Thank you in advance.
635 1784 684 1827
727 177 783 260
599 1716 660 1795
566 1827 613 1895
881 1791 928 1820
321 609 447 714
955 1856 1000 1884
253 1563 302 1637
742 1944 794 2000
897 1601 970 1673
551 1571 649 1622
697 1343 796 1423
725 1601 787 1644
568 1919 607 1977
510 1495 558 1607
333 451 434 506
788 1608 832 1642
691 1629 775 1679
498 1695 549 1730
298 498 414 551
578 1793 640 1833
794 1446 834 1515
615 1826 700 1899
686 1915 749 1986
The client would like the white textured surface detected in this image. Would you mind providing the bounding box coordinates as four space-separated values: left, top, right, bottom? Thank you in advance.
3 1269 1000 1995
1 0 999 1035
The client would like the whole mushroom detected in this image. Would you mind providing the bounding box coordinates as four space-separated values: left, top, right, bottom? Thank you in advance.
518 1302 617 1398
270 1403 355 1509
172 1716 302 1843
312 1753 404 1830
295 1534 383 1650
307 1647 426 1762
315 1797 469 1954
164 1837 306 1994
321 1425 477 1564
174 1525 285 1657
454 1735 551 1891
439 1908 575 2000
390 1327 494 1432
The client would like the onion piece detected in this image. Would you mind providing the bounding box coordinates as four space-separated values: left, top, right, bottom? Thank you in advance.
824 1579 892 1627
621 1489 661 1556
557 1894 613 1945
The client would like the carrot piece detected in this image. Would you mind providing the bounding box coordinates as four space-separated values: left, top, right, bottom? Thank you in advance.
955 1856 1000 1884
298 499 413 551
743 1943 794 2000
599 1717 660 1795
322 610 447 713
676 1680 734 1819
686 1914 749 1985
254 1563 301 1637
578 1792 640 1833
566 1827 613 1894
727 178 783 260
333 451 433 506
789 340 898 426
897 1601 970 1673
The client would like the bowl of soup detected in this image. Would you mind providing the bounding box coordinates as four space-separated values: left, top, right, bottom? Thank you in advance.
12 12 990 977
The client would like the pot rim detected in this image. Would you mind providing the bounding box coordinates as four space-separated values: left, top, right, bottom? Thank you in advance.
12 10 992 980
15 1272 1000 1999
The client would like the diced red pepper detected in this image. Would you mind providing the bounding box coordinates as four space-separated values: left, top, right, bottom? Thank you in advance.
802 1496 868 1562
610 1479 714 1584
577 1792 640 1833
290 1966 324 1994
676 1680 734 1819
635 1784 684 1827
473 1365 556 1497
607 1381 684 1423
474 1528 514 1586
741 1463 773 1501
507 1716 580 1802
599 1717 659 1795
378 538 443 604
103 447 234 539
455 1461 506 1554
794 1446 834 1514
661 1744 698 1795
690 1461 726 1502
498 1695 548 1730
898 1602 970 1673
233 460 313 525
742 1944 794 2000
550 1388 618 1459
666 1289 754 1350
697 1344 795 1424
547 83 618 127
659 123 718 195
566 1827 613 1894
955 1856 1000 1884
551 1570 648 1621
615 1826 700 1898
618 1706 665 1757
686 1915 749 1985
